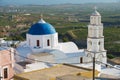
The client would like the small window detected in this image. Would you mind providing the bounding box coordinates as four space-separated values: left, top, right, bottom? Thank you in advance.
4 68 8 78
36 40 40 47
80 57 83 63
98 42 100 45
47 39 50 46
29 39 30 46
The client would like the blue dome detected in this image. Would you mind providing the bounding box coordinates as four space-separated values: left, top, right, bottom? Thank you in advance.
28 19 56 35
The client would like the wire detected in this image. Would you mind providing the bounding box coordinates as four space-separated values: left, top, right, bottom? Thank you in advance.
16 54 59 64
14 53 120 70
96 60 120 70
0 46 92 64
16 53 93 64
1 46 120 71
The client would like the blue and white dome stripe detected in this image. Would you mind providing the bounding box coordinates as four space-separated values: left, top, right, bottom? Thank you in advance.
28 19 56 35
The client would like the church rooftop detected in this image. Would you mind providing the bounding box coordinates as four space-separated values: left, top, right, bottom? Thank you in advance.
28 19 56 35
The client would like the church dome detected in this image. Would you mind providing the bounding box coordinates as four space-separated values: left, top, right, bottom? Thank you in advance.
28 19 56 35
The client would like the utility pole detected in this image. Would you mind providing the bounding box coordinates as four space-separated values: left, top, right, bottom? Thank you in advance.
0 69 2 80
93 53 95 80
0 77 2 80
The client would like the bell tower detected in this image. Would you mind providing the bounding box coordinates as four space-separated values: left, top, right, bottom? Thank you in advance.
85 8 107 64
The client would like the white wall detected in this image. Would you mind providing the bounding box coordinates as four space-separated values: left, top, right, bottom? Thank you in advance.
26 33 58 52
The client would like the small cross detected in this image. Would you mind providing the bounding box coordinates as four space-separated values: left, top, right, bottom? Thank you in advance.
40 14 43 19
94 6 97 11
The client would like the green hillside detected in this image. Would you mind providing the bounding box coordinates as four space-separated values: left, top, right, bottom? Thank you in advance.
0 3 120 57
57 27 120 55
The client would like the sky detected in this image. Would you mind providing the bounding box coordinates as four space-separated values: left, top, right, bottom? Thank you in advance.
0 0 118 5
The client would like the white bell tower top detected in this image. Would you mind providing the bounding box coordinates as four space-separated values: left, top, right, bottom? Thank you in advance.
90 7 101 25
87 7 105 52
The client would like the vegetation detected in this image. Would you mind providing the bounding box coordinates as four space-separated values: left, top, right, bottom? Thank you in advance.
107 54 116 59
0 3 120 57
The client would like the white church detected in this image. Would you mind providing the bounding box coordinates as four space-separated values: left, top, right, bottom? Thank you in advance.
16 9 107 72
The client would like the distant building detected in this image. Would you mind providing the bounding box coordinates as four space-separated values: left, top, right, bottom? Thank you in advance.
68 16 78 22
0 39 19 47
0 47 14 80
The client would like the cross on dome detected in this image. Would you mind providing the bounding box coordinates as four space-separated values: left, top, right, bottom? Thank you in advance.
92 6 100 16
40 14 43 19
38 14 46 23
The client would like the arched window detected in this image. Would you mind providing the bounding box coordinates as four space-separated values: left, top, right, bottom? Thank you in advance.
87 53 93 62
36 40 40 47
89 41 92 45
47 39 50 46
97 54 104 63
90 17 93 24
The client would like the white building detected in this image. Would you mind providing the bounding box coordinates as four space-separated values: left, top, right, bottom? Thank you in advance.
26 19 59 52
15 9 107 72
16 18 85 64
